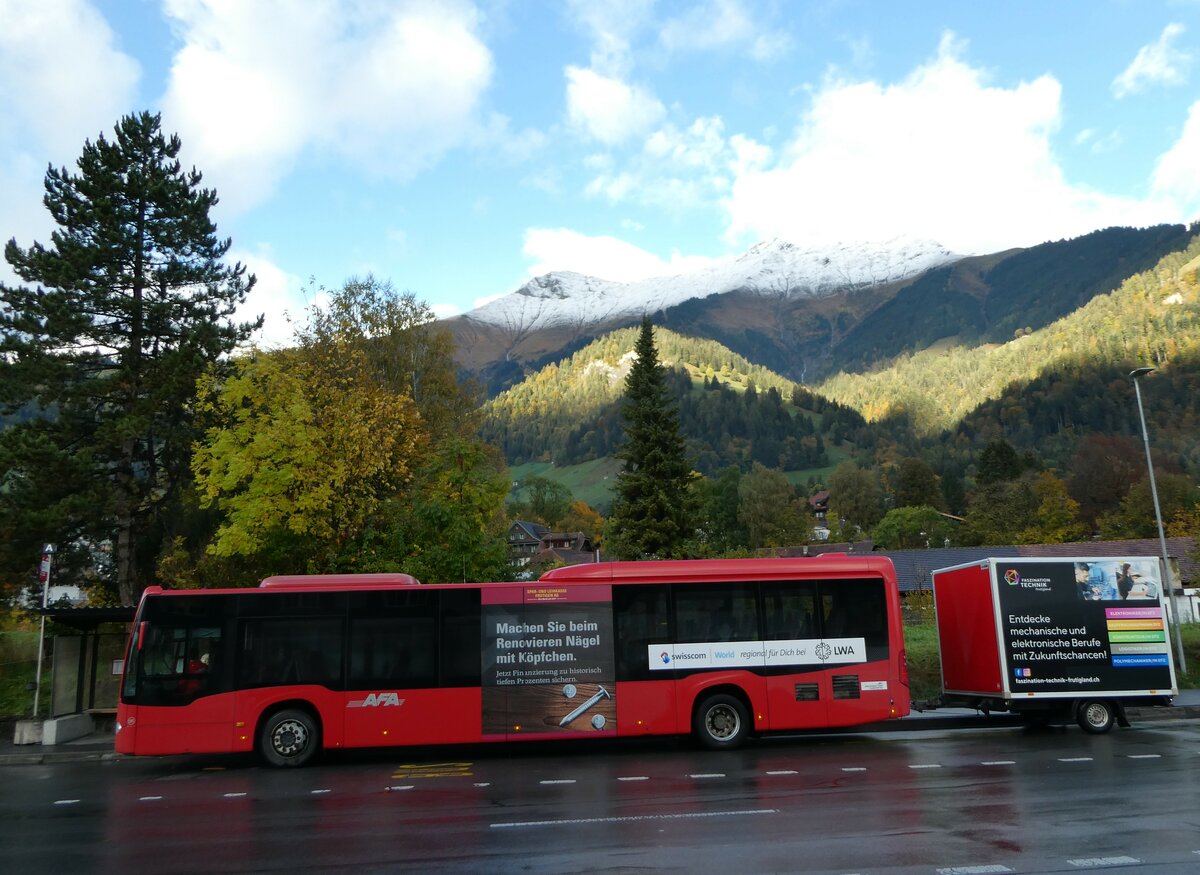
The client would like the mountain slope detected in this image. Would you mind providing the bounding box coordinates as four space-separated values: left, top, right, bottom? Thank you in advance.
816 235 1200 436
449 225 1193 393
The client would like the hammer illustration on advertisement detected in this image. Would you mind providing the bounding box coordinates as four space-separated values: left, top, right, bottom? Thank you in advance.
559 685 611 727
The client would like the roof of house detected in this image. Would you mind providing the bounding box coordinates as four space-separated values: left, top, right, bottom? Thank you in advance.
884 537 1198 592
510 520 550 541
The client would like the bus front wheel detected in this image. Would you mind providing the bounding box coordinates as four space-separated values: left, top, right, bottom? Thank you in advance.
1076 699 1115 735
261 708 320 767
693 694 750 750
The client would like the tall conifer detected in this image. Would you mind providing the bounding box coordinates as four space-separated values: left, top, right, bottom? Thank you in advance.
0 112 259 604
606 317 694 558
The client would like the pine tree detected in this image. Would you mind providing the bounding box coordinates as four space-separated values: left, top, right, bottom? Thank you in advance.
0 112 259 604
605 317 695 559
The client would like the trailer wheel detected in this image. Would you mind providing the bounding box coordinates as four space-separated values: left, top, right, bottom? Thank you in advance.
693 694 749 750
1076 699 1115 735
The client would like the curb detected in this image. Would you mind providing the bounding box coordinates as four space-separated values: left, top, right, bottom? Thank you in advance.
0 749 121 766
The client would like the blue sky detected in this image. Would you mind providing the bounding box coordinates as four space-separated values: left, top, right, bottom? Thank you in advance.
2 1 1199 346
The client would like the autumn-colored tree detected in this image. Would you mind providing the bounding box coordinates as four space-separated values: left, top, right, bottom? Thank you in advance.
1098 474 1200 540
192 345 422 563
828 462 885 534
188 278 511 581
737 463 806 548
962 478 1038 546
894 457 942 509
558 500 605 543
1017 471 1088 544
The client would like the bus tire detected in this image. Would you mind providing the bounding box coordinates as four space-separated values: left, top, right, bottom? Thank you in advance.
1076 699 1115 735
693 694 749 750
260 708 320 767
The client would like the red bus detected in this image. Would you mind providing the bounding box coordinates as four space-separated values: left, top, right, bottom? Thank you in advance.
115 556 909 766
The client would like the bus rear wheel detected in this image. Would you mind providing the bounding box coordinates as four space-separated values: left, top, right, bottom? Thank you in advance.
693 694 749 750
261 708 320 767
1076 699 1115 735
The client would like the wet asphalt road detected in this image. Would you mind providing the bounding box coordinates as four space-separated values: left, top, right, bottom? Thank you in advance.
2 722 1199 874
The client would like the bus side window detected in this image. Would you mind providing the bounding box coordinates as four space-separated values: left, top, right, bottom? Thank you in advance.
763 581 818 640
614 584 671 681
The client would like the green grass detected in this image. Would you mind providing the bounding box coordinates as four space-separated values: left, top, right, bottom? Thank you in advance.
0 632 38 718
509 458 623 510
903 621 1200 704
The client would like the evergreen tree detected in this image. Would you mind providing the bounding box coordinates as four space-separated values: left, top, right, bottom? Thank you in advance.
976 439 1023 485
0 112 258 604
605 318 695 558
895 457 942 509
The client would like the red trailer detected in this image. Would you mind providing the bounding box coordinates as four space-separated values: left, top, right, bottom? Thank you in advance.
931 557 1177 733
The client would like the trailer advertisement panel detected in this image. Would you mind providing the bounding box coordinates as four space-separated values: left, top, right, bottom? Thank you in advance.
996 558 1176 695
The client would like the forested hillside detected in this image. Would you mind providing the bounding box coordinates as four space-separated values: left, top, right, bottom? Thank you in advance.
817 235 1200 446
480 327 867 475
833 224 1193 374
486 230 1200 517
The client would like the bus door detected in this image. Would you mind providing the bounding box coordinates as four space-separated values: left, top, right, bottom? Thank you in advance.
762 580 829 729
613 584 677 735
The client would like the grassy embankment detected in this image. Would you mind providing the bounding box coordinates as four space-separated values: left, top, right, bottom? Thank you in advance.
903 621 1200 702
0 631 38 718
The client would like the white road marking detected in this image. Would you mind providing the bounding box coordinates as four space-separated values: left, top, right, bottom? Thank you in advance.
53 800 80 806
1058 757 1093 762
491 809 779 829
980 761 1016 766
617 776 649 782
909 764 942 770
474 782 491 787
540 779 577 785
310 789 331 795
222 793 246 798
1128 754 1161 759
936 866 1012 874
139 796 163 802
766 770 798 775
689 773 725 778
1068 856 1141 867
386 785 414 791
841 767 867 772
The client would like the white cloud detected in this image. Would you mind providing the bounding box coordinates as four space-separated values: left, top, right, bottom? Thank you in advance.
160 0 493 214
0 0 140 158
565 0 653 75
658 0 791 61
584 116 744 211
1112 23 1193 99
523 228 717 283
0 0 140 274
1152 98 1200 213
565 66 665 145
230 249 306 350
431 301 462 319
723 33 1178 255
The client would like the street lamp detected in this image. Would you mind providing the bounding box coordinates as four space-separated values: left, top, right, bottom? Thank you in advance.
33 543 55 718
1129 367 1187 675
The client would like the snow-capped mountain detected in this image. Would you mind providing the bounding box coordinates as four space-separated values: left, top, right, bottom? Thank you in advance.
462 237 958 334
